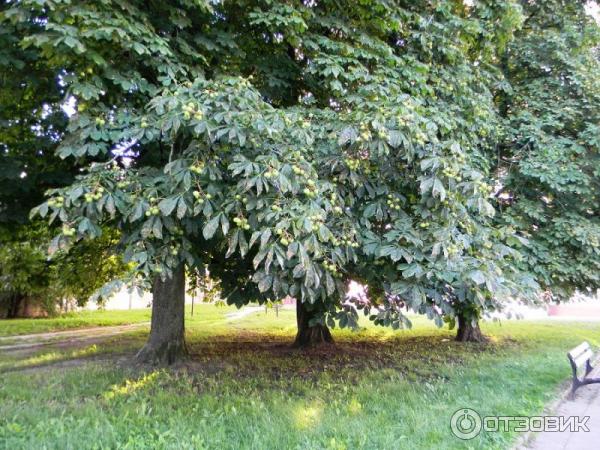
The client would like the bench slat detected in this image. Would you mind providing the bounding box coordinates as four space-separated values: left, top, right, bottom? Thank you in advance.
572 349 594 369
568 342 599 399
568 342 590 359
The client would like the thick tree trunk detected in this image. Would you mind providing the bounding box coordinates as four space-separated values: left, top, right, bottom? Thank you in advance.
136 264 187 365
455 313 486 343
293 300 334 348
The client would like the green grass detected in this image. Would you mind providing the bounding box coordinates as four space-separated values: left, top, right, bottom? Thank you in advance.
0 308 153 337
1 305 599 449
0 303 247 337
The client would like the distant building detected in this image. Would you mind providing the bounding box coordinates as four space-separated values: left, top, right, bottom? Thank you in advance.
547 291 600 318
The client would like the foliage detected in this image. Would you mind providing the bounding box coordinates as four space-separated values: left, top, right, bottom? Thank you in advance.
0 4 71 227
0 223 126 316
0 3 127 316
3 0 598 331
495 0 600 301
187 267 222 304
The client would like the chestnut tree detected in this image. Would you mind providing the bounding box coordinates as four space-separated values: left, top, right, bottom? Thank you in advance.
6 0 585 362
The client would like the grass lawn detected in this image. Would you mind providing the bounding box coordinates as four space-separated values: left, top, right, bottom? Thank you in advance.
0 303 261 337
0 308 153 337
1 305 599 449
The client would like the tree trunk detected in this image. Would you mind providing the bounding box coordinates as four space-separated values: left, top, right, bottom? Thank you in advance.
455 313 486 343
136 264 187 365
293 300 334 348
7 294 23 318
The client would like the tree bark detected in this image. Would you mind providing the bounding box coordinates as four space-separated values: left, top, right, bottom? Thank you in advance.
136 264 187 365
455 313 486 343
293 300 334 348
7 294 23 318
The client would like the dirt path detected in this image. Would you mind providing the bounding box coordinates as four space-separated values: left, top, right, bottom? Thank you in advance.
225 304 295 321
0 323 149 352
225 306 264 321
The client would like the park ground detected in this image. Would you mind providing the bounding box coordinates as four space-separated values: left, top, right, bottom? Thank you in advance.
1 305 599 449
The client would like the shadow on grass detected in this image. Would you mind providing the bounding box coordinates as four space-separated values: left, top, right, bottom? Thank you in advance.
177 331 518 385
1 326 523 382
9 308 578 381
0 332 147 373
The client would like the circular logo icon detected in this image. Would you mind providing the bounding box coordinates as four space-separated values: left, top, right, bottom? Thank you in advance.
450 408 482 440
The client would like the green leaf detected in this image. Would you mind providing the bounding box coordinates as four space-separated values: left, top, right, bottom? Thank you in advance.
220 214 229 236
158 196 178 216
176 198 188 219
203 216 220 240
432 178 445 200
260 229 272 249
152 218 163 239
469 270 486 285
257 274 272 293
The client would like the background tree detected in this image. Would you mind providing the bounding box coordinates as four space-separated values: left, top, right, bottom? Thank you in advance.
495 0 600 302
0 224 124 317
0 5 123 317
318 1 538 341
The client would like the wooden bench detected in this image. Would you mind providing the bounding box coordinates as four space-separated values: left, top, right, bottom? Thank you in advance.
567 342 600 399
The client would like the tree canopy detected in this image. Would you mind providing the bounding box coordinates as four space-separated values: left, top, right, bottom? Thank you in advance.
495 0 600 302
0 3 126 317
2 0 598 359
